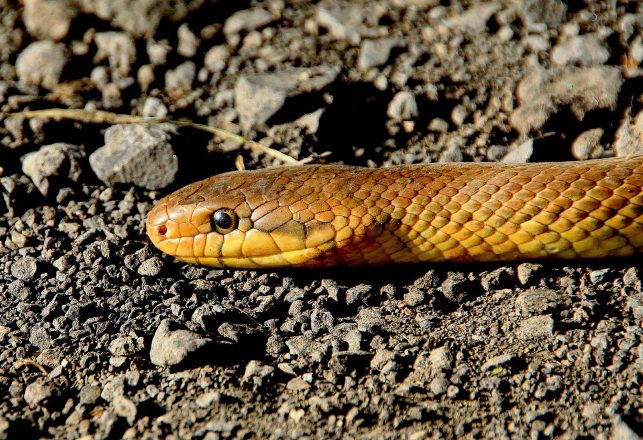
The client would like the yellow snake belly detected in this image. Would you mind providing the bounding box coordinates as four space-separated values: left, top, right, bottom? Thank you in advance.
146 156 643 269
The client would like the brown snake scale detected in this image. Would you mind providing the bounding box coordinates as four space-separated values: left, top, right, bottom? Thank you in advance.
147 156 643 268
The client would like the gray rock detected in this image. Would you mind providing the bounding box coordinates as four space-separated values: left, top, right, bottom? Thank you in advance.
387 91 418 121
521 0 567 27
23 0 76 40
501 139 533 163
24 381 53 406
165 61 196 93
149 319 212 367
511 66 623 135
358 38 402 70
571 128 603 160
614 110 643 157
112 395 137 425
235 67 338 132
16 41 68 90
204 45 230 73
518 315 554 339
89 124 178 190
11 256 38 281
21 143 84 196
551 34 610 66
516 289 562 317
223 8 273 36
137 257 164 276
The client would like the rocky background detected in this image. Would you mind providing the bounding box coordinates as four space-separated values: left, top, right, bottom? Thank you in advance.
0 0 642 438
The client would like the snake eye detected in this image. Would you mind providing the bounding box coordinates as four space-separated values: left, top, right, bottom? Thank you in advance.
211 208 237 234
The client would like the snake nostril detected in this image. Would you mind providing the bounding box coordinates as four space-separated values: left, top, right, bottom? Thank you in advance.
158 225 167 236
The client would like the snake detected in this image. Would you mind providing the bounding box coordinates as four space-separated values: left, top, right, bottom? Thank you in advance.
146 156 643 269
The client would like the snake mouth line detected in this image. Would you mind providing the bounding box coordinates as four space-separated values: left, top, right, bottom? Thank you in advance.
174 247 324 269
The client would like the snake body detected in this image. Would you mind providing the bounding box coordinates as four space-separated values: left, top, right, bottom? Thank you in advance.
146 157 643 268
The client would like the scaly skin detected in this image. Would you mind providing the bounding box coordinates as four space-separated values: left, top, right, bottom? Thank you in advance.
146 157 643 268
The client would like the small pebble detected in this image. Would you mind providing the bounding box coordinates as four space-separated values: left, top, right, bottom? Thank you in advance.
177 24 199 58
79 385 101 405
358 38 401 70
204 45 230 73
515 289 562 317
16 41 68 90
94 32 137 77
112 395 137 425
518 315 554 339
24 381 53 406
11 256 38 281
23 0 76 40
517 263 542 285
137 257 163 276
224 8 273 36
149 320 212 367
387 91 419 121
165 61 196 93
571 128 604 160
21 143 84 196
551 34 610 67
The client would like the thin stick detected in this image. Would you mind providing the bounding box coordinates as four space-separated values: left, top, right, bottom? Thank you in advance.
13 108 301 165
14 359 49 376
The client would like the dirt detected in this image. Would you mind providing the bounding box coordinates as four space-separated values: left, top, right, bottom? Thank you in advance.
0 0 642 438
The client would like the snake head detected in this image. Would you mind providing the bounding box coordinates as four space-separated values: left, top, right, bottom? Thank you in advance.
146 166 355 268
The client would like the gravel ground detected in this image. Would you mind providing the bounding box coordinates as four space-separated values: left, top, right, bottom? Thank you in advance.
1 0 642 438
